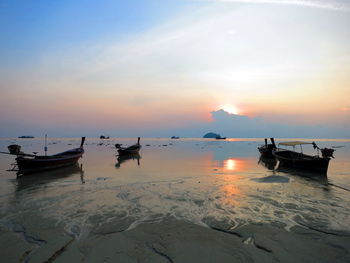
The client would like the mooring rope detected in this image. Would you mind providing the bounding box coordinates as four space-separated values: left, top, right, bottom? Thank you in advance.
327 182 350 192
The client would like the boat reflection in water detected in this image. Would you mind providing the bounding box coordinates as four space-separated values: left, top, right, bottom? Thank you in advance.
115 153 141 168
275 165 328 184
258 153 329 184
258 156 277 171
15 164 84 192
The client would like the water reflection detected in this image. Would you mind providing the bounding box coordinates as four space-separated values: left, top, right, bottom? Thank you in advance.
0 138 349 250
257 154 328 183
258 156 277 170
275 166 328 184
219 184 240 206
115 153 141 168
222 158 245 172
225 159 236 170
14 164 84 192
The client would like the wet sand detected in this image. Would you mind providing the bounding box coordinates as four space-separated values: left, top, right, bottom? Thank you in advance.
0 138 350 262
1 216 350 262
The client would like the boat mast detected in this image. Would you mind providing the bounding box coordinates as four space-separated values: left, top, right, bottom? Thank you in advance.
44 134 48 156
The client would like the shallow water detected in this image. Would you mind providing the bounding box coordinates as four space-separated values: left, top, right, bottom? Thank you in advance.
0 138 350 260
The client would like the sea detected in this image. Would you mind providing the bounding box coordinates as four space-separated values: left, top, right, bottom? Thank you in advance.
0 137 349 262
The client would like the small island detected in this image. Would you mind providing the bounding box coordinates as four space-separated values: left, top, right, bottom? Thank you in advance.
203 132 220 138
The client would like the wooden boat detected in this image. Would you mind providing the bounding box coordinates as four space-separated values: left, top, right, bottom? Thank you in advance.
258 138 276 158
116 137 141 155
273 141 334 173
2 137 85 175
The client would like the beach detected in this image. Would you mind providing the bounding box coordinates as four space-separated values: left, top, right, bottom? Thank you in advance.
0 138 350 262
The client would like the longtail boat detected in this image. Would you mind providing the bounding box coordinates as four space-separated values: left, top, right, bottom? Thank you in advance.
273 141 334 173
1 137 85 175
116 137 141 155
258 138 276 158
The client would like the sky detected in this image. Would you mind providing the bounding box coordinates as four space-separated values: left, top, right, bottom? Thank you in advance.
0 0 349 138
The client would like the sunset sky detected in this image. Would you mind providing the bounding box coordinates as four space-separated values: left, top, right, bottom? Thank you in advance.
1 0 349 137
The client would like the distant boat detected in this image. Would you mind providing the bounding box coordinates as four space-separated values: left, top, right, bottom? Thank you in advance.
171 136 180 139
273 141 335 173
258 138 276 158
18 136 34 139
100 135 110 139
2 137 85 175
215 136 226 140
116 137 141 155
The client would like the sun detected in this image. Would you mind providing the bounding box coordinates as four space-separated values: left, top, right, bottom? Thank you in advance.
220 104 239 115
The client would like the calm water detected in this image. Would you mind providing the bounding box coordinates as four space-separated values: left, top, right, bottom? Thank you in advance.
0 138 350 259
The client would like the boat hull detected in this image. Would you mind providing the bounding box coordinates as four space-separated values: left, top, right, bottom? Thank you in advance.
273 150 330 173
16 149 84 175
117 148 140 155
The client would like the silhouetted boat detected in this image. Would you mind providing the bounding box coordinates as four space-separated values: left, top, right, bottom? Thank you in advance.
171 136 180 139
100 135 110 139
2 137 85 175
116 137 141 155
215 136 226 140
18 136 34 138
273 141 334 173
258 138 276 158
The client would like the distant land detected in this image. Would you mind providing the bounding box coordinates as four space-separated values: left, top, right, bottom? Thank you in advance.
203 132 221 138
0 110 349 139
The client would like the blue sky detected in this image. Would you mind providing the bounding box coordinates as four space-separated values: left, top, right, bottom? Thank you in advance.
0 0 200 66
0 0 349 137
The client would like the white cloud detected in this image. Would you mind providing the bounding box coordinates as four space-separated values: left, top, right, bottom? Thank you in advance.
40 2 349 92
9 1 350 123
196 0 350 11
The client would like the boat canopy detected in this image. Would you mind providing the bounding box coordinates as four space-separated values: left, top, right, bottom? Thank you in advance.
278 141 313 146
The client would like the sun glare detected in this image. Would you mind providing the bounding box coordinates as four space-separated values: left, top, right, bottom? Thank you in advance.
220 104 239 115
225 159 236 170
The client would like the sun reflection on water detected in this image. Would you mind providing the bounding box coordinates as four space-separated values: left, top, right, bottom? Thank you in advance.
223 158 246 172
225 159 236 170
